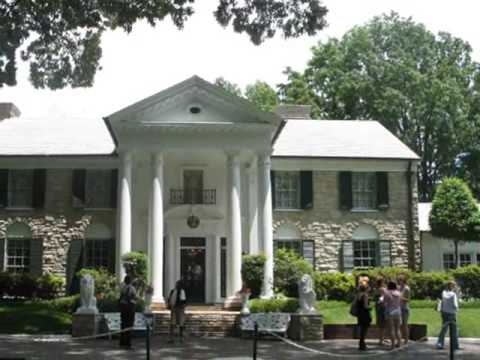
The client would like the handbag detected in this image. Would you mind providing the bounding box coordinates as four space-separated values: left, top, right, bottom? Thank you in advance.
350 297 359 317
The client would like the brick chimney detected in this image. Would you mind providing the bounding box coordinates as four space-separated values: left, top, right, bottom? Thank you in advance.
0 103 21 120
273 105 311 120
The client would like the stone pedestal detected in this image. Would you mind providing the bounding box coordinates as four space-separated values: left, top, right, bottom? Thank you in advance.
72 313 101 338
287 314 323 341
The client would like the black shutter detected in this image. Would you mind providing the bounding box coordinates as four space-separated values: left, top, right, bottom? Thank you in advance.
66 239 84 294
300 171 313 209
302 240 315 268
109 238 116 273
0 238 4 271
72 169 86 208
378 240 392 267
29 238 43 276
32 169 46 209
376 172 389 209
110 169 118 208
270 171 276 209
0 169 9 208
342 240 354 272
339 172 352 210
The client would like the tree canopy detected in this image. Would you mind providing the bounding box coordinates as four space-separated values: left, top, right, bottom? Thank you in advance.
0 0 328 89
279 12 480 201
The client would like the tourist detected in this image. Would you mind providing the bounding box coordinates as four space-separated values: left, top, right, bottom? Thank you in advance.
119 275 137 349
383 281 402 349
355 279 372 351
436 281 460 350
374 277 387 346
167 280 187 343
398 274 411 344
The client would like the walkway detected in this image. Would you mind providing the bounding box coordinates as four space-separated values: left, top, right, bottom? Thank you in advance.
0 336 478 359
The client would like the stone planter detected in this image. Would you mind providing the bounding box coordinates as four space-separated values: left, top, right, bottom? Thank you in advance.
72 313 101 338
287 314 324 341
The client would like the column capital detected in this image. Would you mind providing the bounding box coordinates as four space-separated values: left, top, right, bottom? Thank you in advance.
257 153 271 168
151 152 164 166
226 153 241 167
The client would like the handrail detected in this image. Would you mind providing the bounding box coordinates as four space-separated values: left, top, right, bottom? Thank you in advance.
169 189 216 205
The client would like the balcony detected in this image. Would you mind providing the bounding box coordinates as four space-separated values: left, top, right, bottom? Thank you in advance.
170 189 216 205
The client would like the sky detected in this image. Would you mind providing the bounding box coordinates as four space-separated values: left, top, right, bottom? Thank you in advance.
1 0 480 118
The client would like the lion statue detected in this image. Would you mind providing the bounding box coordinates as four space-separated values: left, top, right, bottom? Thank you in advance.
297 274 317 315
76 274 98 314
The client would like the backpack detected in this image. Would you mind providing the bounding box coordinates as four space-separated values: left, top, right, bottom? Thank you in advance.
350 297 359 317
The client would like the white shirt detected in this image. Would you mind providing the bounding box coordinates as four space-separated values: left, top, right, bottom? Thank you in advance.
441 290 459 314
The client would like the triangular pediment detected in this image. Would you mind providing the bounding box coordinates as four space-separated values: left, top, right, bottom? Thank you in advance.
107 76 281 127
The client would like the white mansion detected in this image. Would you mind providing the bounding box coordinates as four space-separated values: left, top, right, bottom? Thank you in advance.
0 76 420 306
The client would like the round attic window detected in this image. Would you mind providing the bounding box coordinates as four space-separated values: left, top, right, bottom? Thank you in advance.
189 106 202 114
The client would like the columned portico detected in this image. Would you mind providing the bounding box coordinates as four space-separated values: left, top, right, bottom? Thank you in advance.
258 153 274 299
225 154 243 305
117 151 133 281
150 153 165 303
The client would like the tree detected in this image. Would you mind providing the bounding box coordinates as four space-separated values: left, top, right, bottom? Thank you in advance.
245 80 279 112
279 12 480 201
0 0 328 89
429 177 480 268
214 77 243 97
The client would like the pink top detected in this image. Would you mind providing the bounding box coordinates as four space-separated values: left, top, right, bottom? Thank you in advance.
383 289 401 312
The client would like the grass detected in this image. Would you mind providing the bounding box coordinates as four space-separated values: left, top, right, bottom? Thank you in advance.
0 300 72 334
317 300 480 337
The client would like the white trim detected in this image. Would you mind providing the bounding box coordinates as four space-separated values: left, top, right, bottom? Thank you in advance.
272 158 415 172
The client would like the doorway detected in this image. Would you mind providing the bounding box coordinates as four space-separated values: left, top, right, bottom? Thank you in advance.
180 237 206 303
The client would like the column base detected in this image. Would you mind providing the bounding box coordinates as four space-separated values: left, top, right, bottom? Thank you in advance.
223 294 242 310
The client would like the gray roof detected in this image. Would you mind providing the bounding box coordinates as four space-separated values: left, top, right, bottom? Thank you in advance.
273 119 419 160
0 116 115 156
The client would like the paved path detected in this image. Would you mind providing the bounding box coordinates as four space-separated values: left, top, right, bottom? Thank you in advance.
0 336 478 359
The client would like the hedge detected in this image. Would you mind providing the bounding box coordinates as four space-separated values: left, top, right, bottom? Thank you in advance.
0 272 64 299
249 298 299 313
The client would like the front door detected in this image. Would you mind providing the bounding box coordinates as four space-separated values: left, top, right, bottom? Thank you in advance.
180 237 206 303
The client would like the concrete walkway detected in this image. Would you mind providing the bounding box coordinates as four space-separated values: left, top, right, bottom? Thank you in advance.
0 335 478 359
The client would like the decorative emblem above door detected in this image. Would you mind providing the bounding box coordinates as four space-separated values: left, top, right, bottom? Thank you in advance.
187 214 200 229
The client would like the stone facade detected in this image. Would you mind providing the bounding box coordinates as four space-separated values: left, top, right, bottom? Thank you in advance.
273 171 420 272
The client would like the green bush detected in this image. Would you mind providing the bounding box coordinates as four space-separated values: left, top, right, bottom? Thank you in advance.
410 272 452 300
314 272 356 301
76 268 118 298
242 254 266 298
274 249 314 297
36 273 64 299
42 295 80 313
452 265 480 300
121 251 148 295
0 272 14 296
249 298 299 313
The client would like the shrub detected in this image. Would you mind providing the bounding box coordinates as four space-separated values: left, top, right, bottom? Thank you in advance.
274 249 313 297
452 265 480 299
76 268 118 298
36 273 64 299
314 272 356 301
242 254 266 298
42 295 80 313
121 251 148 295
249 298 299 313
15 273 37 298
0 271 14 296
410 272 452 299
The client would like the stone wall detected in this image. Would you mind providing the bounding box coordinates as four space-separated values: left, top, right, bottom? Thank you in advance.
273 171 420 272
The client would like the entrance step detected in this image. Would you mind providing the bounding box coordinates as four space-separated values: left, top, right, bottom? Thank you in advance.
153 310 241 337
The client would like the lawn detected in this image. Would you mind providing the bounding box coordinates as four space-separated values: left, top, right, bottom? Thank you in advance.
0 300 72 334
318 300 480 337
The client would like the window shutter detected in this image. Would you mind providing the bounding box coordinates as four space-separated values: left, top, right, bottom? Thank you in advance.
0 169 9 208
302 239 315 268
0 238 4 270
72 169 86 208
300 171 313 209
66 239 83 294
270 171 276 209
342 240 354 272
339 172 352 210
376 172 389 209
109 238 116 273
110 169 118 208
29 238 43 276
32 169 46 209
378 240 392 267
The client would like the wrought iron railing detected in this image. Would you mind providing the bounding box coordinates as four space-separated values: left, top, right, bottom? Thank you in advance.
169 189 216 205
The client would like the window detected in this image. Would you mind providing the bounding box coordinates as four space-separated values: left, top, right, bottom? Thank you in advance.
353 240 377 268
8 170 34 208
183 170 204 204
352 173 376 210
85 170 114 208
443 253 455 270
274 224 315 266
5 223 32 273
274 171 300 209
459 253 472 267
477 253 480 265
84 223 113 270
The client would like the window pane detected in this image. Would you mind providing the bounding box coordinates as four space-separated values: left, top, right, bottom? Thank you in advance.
85 170 112 208
443 253 455 270
477 253 480 265
274 171 300 209
353 240 377 268
352 173 376 210
460 254 472 267
85 239 110 269
8 170 34 208
6 239 30 273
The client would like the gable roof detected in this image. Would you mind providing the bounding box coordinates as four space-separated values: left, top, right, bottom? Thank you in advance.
0 116 115 156
273 119 419 160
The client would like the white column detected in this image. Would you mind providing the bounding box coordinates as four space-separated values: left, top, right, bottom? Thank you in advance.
151 153 165 303
226 154 243 303
258 153 274 299
117 152 133 282
247 159 259 254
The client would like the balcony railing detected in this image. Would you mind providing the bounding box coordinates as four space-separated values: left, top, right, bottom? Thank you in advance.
170 189 216 205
